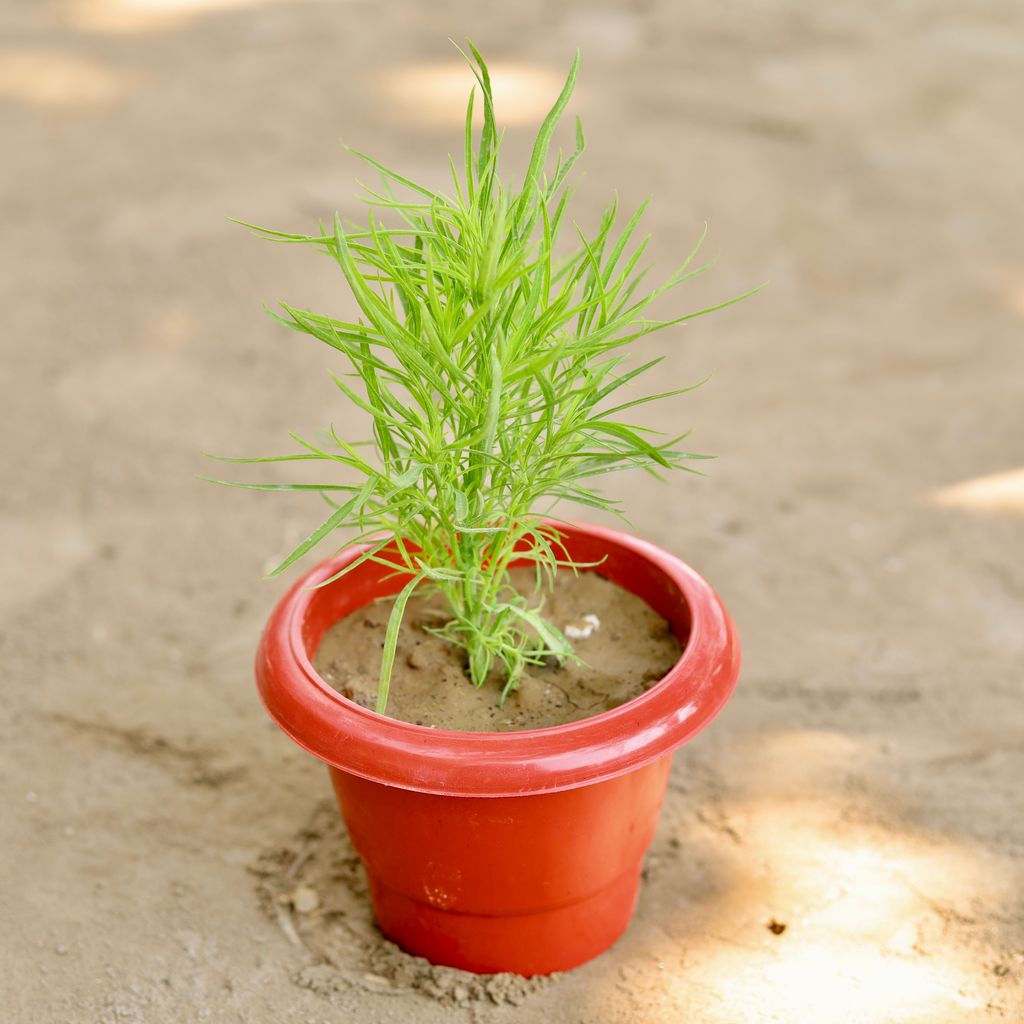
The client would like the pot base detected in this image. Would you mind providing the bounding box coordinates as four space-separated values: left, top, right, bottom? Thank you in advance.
368 866 641 977
329 757 672 977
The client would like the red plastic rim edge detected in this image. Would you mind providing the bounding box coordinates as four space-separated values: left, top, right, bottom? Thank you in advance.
255 521 741 797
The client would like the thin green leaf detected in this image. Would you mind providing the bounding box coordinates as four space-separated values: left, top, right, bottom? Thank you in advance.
264 481 373 578
376 574 425 713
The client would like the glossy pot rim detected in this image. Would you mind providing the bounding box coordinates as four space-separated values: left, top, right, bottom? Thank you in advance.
255 520 740 797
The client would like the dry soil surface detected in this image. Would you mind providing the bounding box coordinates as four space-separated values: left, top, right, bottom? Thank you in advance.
2 1 1022 1022
313 567 682 731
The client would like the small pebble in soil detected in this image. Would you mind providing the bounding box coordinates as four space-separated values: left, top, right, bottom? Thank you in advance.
339 681 375 709
564 613 600 639
291 887 320 914
767 919 787 935
407 645 430 670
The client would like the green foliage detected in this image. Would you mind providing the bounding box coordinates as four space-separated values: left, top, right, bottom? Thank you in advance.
210 44 755 712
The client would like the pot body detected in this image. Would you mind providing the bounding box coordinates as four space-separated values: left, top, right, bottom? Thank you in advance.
256 521 740 976
329 755 672 975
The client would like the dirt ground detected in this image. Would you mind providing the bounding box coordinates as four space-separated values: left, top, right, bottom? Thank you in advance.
2 1 1022 1022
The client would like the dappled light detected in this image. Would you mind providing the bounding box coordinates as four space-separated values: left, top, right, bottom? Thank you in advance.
930 468 1024 515
152 305 197 351
69 0 277 33
1007 281 1024 318
380 61 576 127
584 725 1018 1022
707 944 981 1023
607 792 1002 1022
0 49 125 107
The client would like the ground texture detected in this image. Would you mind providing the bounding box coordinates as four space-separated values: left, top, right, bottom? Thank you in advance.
2 1 1022 1021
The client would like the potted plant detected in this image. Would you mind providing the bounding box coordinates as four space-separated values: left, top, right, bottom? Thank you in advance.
210 45 749 977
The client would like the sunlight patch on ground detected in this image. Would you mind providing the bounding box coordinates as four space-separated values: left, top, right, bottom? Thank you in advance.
653 799 995 1022
604 723 1015 1024
152 304 197 350
0 49 125 106
733 797 994 941
930 467 1024 515
1006 281 1024 317
68 0 276 33
712 944 982 1024
379 61 575 128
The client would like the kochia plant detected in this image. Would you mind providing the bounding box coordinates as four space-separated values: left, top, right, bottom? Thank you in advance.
211 45 753 713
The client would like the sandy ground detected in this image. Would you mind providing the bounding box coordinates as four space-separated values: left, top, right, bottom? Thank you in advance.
2 1 1023 1021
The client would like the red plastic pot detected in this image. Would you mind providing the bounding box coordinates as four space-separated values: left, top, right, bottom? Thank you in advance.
256 521 740 976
